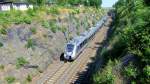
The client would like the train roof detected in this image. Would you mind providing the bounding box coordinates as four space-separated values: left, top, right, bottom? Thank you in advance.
68 34 87 46
66 15 108 47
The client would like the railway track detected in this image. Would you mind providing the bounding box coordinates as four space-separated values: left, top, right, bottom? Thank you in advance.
33 17 112 84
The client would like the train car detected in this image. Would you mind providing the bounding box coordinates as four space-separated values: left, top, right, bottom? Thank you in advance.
64 15 109 61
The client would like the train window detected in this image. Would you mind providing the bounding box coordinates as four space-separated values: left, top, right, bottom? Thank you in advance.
67 44 74 52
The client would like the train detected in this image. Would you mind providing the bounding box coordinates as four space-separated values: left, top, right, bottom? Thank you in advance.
64 15 109 61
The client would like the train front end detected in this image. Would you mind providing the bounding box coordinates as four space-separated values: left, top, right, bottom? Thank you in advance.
64 43 76 61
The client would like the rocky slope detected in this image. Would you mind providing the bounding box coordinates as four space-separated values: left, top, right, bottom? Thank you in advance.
0 6 105 83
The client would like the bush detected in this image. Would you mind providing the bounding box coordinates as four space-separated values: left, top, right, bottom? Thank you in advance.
27 9 36 17
143 65 150 77
93 60 116 84
0 64 4 70
47 7 59 15
0 42 3 47
25 38 36 49
0 28 7 35
42 20 50 28
26 74 32 82
16 57 28 69
5 76 16 84
23 16 32 24
30 27 37 34
123 63 138 79
50 21 57 33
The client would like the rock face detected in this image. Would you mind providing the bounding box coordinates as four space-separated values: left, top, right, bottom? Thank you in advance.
0 9 103 83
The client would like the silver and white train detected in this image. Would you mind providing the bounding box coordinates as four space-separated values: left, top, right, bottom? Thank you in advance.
64 16 109 61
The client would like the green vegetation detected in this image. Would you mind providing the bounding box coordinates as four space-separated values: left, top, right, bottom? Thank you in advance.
30 27 37 34
26 74 32 82
16 57 29 69
0 28 7 35
123 63 138 79
5 76 16 84
56 0 102 7
0 42 3 48
0 64 4 70
92 0 150 83
42 20 58 33
25 38 36 49
93 60 116 84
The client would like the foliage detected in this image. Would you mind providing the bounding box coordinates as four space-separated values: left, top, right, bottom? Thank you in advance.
42 20 50 28
0 42 4 48
0 64 4 70
25 38 36 49
56 0 102 7
0 28 7 35
30 27 37 34
16 57 29 69
113 0 150 83
47 7 59 14
93 60 116 84
123 63 138 78
5 76 16 84
26 74 32 82
42 20 57 33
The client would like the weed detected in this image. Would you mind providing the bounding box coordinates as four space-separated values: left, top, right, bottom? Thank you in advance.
25 38 36 49
47 7 59 15
23 16 32 24
16 57 28 69
0 64 4 70
26 74 32 82
42 20 50 28
0 42 3 47
5 76 16 84
0 28 7 35
50 21 57 33
61 26 67 33
30 27 37 34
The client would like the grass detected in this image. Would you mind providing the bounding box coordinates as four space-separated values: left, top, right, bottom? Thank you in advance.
5 76 16 84
16 57 28 69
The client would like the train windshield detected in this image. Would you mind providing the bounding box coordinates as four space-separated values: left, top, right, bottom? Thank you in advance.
67 44 74 52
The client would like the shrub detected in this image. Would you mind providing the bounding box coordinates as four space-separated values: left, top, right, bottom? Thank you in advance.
27 8 36 16
42 20 50 28
30 27 37 34
0 64 4 70
47 7 59 15
143 65 150 77
61 26 67 33
93 60 116 84
0 28 7 35
123 63 138 78
25 38 36 49
50 21 57 33
23 16 32 24
26 74 32 82
16 57 28 69
0 42 3 47
5 76 16 84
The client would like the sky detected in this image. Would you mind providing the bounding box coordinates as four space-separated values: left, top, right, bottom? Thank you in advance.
102 0 118 7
